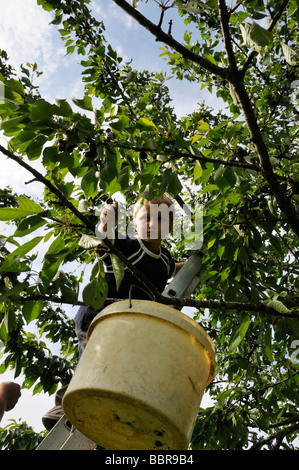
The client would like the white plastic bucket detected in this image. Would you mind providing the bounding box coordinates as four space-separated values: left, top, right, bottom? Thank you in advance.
63 300 215 450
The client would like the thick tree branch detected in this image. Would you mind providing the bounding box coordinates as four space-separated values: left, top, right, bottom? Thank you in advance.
230 85 299 237
111 0 228 80
24 294 299 319
0 144 95 232
218 0 238 74
216 2 299 238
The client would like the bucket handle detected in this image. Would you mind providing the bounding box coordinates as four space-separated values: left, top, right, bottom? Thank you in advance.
128 284 155 308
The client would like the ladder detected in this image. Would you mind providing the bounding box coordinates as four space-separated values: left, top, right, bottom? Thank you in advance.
36 249 205 450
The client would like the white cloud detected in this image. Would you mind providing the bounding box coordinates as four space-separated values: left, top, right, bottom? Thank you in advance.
91 0 136 30
0 135 46 199
1 0 54 70
0 0 83 103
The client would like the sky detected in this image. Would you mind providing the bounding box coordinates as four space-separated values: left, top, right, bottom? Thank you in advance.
0 0 218 435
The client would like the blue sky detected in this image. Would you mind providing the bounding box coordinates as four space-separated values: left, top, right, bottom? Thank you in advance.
0 0 217 434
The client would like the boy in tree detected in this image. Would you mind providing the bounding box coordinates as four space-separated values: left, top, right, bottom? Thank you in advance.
43 194 185 430
75 194 185 358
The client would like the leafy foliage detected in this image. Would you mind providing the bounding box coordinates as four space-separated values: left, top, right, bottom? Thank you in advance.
0 420 46 450
0 0 298 450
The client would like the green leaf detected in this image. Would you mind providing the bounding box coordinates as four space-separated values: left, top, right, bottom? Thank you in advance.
40 236 65 289
118 165 130 190
0 236 43 274
214 165 230 192
240 21 272 52
249 21 273 46
0 115 25 132
214 165 236 193
197 120 210 131
193 162 203 182
137 117 157 130
82 277 107 310
22 300 44 324
265 299 292 314
0 310 16 343
26 135 48 160
264 324 274 363
0 307 17 345
237 245 250 266
0 78 24 105
287 319 299 341
110 254 125 291
0 282 29 301
60 284 78 303
281 43 299 66
55 98 73 116
14 215 47 237
29 99 56 123
79 234 101 249
164 171 183 196
0 196 44 221
81 168 98 198
14 236 43 256
174 0 202 13
0 318 8 344
100 163 118 184
139 160 161 185
72 95 93 111
228 315 251 353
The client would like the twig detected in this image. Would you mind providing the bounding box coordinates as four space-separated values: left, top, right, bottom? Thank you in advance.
103 141 260 171
158 8 165 28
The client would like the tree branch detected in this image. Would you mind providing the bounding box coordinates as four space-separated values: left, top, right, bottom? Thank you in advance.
111 0 228 80
0 144 95 232
24 294 299 319
169 149 260 171
107 141 260 172
229 84 299 237
249 422 299 450
216 1 299 237
218 0 238 74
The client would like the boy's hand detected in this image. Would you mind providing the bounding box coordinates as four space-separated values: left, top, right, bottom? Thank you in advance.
96 204 118 241
100 204 118 225
0 382 21 421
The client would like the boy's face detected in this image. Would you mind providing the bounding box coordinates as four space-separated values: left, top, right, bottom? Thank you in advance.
134 202 172 243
